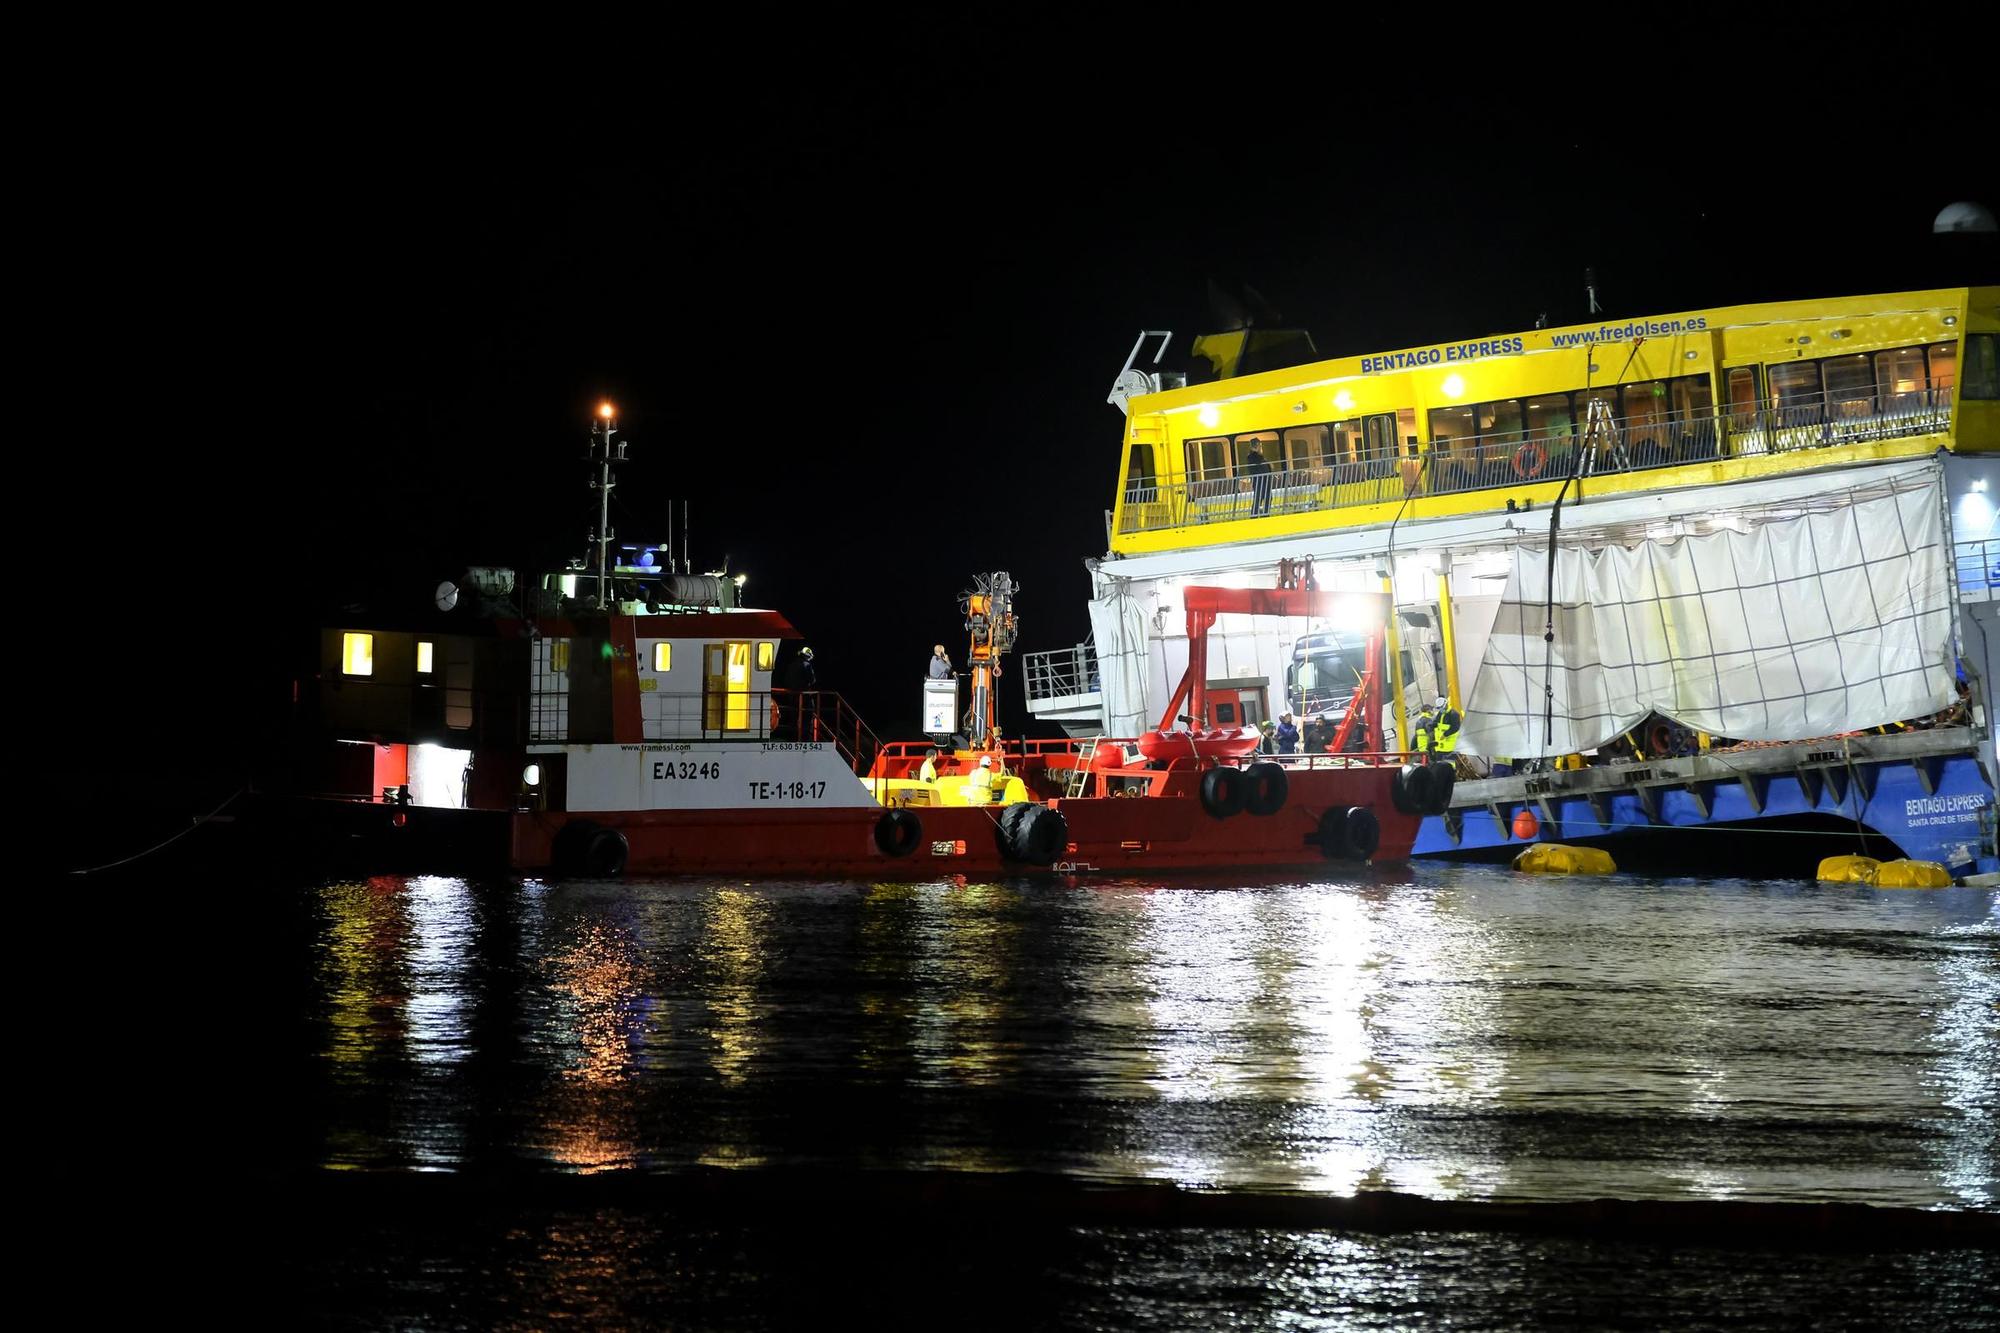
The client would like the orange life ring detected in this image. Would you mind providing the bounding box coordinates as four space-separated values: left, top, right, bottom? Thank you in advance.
1513 442 1547 479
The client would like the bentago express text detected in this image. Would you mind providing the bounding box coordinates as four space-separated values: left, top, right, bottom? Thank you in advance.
1358 316 1711 373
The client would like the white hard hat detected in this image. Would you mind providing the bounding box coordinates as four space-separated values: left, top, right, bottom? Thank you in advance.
979 755 992 767
1435 695 1448 708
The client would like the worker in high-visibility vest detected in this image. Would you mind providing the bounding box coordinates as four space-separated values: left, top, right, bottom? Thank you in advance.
963 754 997 805
1412 703 1436 754
1431 695 1461 756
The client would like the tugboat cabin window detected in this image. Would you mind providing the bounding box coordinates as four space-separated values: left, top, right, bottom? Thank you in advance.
653 643 672 672
342 633 374 677
416 640 435 675
756 642 775 671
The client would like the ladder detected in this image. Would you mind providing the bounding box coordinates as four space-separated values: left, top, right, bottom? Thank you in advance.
1066 738 1100 798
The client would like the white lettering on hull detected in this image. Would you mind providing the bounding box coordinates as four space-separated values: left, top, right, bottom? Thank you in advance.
559 743 881 811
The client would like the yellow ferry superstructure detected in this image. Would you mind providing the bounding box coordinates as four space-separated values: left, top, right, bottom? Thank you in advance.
1111 286 1995 556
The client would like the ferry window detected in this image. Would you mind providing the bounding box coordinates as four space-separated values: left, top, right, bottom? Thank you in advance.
416 640 434 675
756 641 775 671
1232 431 1281 473
1427 406 1474 452
1620 382 1668 432
342 632 374 677
1768 361 1825 424
1477 400 1525 441
551 641 570 673
1963 336 1999 401
1524 395 1575 442
1214 701 1237 724
1282 424 1330 473
1823 354 1875 418
1929 341 1959 393
1874 345 1930 405
1186 435 1229 481
1125 443 1157 500
1670 373 1714 418
653 643 672 672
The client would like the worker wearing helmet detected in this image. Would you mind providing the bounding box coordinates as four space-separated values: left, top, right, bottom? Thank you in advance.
963 753 997 805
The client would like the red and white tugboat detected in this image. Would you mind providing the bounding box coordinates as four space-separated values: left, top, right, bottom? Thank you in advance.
273 406 1443 877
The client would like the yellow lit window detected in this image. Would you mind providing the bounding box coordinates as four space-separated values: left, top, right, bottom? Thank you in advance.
342 632 374 676
551 641 570 672
416 640 435 674
654 642 673 672
756 641 775 671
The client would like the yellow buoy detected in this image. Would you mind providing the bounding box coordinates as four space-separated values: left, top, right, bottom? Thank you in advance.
1870 859 1953 889
1513 843 1616 875
1816 855 1880 884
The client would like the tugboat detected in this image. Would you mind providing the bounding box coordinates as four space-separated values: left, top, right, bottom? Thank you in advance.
265 404 1434 877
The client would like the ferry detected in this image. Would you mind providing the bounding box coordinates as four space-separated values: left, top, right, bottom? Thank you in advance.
1026 286 2000 878
261 408 1437 876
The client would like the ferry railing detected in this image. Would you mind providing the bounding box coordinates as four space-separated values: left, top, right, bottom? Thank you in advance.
1024 642 1100 703
1122 393 1955 532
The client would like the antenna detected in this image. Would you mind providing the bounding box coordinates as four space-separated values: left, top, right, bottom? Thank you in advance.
666 501 675 575
682 500 689 577
589 402 621 609
1585 267 1602 316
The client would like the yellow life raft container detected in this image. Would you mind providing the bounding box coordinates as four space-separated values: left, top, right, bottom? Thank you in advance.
1513 843 1616 875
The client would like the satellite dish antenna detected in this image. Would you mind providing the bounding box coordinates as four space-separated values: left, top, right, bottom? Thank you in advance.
434 580 460 612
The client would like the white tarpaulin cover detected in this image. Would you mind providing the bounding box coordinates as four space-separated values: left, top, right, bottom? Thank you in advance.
1088 591 1153 738
1461 479 1952 759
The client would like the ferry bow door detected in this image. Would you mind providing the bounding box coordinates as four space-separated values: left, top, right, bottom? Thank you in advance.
704 641 752 733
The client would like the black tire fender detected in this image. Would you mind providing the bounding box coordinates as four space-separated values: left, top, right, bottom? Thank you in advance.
1243 762 1289 817
1339 806 1380 860
1391 762 1433 816
582 826 629 876
1424 762 1456 815
874 808 923 857
1199 765 1247 819
997 802 1068 865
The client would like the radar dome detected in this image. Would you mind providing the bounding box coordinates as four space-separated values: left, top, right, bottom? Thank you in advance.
1933 201 1996 234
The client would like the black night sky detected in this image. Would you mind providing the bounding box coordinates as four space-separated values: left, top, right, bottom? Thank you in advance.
68 76 1997 830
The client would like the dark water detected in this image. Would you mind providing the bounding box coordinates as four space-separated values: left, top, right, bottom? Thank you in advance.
192 864 1998 1326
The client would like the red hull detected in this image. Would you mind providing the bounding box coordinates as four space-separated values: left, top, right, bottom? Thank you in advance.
511 767 1417 876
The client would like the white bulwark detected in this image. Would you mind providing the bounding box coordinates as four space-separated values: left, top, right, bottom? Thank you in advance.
546 742 881 811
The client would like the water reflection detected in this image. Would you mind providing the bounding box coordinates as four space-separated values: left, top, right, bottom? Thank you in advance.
294 865 1999 1206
